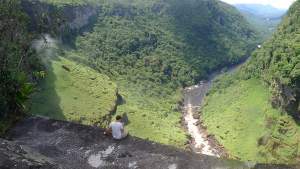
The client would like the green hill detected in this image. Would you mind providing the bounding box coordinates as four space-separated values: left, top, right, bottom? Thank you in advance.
202 0 300 163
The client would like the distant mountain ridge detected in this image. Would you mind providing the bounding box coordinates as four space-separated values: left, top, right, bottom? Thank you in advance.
235 4 286 18
234 4 287 40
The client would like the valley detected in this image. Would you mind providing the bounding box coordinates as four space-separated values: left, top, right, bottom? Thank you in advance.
23 0 257 148
1 0 300 167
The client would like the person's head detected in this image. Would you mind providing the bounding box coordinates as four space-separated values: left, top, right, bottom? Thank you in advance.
116 115 122 121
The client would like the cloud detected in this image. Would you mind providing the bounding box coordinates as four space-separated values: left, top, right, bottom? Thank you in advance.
220 0 296 9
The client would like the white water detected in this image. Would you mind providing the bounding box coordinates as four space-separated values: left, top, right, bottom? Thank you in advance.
183 60 248 157
184 102 219 157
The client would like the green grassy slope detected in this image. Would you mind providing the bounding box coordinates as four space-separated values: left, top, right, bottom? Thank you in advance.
31 53 188 147
29 52 118 127
203 79 270 161
116 82 187 147
203 78 300 163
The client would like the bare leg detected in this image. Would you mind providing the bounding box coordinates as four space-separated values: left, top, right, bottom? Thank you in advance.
122 130 128 139
104 128 112 136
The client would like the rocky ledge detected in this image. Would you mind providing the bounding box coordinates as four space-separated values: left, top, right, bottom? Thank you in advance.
0 138 57 169
0 117 297 169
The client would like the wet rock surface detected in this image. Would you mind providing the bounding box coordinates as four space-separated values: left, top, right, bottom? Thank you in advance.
0 117 296 169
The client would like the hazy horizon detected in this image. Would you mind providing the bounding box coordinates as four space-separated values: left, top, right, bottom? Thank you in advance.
220 0 296 9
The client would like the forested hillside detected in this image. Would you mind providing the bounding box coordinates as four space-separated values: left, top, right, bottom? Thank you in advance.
202 0 300 163
245 1 300 117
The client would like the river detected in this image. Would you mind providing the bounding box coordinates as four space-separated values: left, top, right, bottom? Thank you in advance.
182 61 246 157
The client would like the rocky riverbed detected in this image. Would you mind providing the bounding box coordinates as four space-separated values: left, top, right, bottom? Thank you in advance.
183 80 228 157
182 60 251 157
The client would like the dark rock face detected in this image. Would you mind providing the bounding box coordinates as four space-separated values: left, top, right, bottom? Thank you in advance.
21 0 99 44
271 79 300 119
1 117 297 169
0 138 57 169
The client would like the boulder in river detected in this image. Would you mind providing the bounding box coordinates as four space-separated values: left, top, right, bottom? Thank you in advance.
207 134 214 138
193 113 200 119
193 121 200 126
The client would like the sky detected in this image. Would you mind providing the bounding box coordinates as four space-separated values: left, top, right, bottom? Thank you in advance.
220 0 296 9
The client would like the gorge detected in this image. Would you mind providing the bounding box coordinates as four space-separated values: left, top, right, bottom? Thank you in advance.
1 0 300 168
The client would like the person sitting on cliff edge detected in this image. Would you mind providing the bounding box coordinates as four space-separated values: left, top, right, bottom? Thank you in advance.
104 115 128 140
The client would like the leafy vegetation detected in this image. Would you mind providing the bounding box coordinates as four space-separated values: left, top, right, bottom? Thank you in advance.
69 0 258 85
243 0 300 118
202 0 300 163
0 0 41 135
115 81 187 147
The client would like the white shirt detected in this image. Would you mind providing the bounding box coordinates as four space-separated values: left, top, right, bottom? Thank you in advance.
109 121 123 139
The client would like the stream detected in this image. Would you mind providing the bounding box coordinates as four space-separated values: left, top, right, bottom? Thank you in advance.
183 61 246 157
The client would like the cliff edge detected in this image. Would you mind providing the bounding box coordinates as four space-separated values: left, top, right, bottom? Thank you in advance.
0 117 295 169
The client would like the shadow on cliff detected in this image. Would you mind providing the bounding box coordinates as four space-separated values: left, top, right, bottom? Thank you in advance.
30 56 66 121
